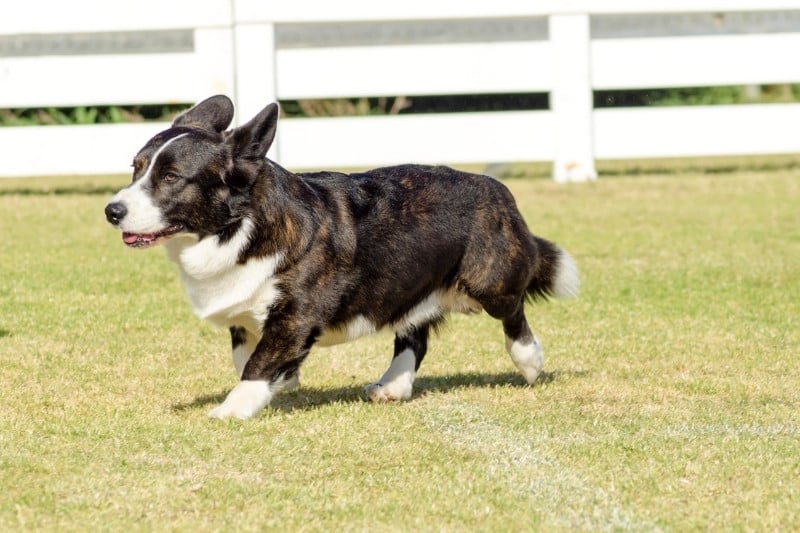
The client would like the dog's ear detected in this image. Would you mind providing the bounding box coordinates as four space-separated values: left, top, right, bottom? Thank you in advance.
173 95 234 133
226 103 279 160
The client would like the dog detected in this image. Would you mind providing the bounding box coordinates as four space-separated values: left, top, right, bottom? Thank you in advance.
105 95 579 420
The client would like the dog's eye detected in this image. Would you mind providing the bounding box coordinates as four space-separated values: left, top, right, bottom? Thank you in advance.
162 172 180 183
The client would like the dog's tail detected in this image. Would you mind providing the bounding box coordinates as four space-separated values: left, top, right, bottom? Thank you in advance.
527 236 580 301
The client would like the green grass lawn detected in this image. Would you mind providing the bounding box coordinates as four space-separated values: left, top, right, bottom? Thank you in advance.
1 162 798 531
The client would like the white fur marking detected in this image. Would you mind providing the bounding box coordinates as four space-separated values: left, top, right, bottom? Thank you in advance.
365 348 416 402
552 250 580 299
317 314 378 347
208 380 273 420
109 177 162 233
168 218 256 280
392 289 482 336
232 332 257 378
345 315 378 340
316 289 481 348
164 219 283 331
181 260 281 331
392 293 442 336
109 133 188 234
141 133 189 181
506 336 544 384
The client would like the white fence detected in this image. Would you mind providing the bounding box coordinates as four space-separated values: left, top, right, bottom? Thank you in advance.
2 0 800 179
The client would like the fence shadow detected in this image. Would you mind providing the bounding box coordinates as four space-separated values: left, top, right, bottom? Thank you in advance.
171 368 587 414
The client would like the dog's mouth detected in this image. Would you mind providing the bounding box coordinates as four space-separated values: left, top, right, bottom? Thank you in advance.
122 224 184 248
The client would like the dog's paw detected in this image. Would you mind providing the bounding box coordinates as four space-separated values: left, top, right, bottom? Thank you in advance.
364 382 412 403
506 335 544 385
208 380 272 420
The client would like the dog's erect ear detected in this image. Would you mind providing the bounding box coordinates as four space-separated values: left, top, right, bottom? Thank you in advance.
226 103 279 160
173 95 234 133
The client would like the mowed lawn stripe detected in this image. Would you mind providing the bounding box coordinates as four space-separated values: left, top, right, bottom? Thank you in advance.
418 399 653 531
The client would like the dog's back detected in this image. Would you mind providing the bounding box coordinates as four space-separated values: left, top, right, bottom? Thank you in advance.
292 164 572 329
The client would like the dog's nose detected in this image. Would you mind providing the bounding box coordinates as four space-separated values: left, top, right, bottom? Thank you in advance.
105 202 127 225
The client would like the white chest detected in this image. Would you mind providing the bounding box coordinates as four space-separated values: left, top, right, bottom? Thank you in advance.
163 223 282 333
179 260 281 332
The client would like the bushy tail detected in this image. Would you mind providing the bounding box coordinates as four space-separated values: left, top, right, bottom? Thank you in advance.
527 236 580 301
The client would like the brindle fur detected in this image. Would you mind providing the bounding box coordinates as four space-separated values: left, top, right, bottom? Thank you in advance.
105 95 578 419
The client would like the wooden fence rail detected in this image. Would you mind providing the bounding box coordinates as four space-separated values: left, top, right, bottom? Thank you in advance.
1 0 799 178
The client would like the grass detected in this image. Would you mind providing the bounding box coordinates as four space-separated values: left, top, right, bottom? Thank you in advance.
1 161 798 531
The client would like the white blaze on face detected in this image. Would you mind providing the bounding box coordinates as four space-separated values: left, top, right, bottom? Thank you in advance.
109 133 188 234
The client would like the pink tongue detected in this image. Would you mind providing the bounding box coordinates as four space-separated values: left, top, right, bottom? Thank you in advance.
123 233 152 244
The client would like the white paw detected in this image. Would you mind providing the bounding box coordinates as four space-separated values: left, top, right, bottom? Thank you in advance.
364 381 413 403
366 349 416 402
208 380 272 420
506 336 544 384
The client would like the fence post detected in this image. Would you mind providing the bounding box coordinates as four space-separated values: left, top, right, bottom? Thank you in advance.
194 27 237 105
232 17 279 159
549 14 597 182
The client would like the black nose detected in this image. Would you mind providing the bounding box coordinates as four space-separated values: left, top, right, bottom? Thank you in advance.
105 202 127 225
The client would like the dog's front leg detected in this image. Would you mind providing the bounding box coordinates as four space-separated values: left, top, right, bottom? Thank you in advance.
229 326 254 378
207 380 274 421
209 316 311 420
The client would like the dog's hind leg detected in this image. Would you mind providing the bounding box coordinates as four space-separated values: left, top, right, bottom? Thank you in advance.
365 325 429 402
501 302 544 385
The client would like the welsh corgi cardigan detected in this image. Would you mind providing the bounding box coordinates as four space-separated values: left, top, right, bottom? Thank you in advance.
105 95 579 420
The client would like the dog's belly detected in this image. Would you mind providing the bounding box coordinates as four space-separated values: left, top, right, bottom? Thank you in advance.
317 314 379 347
316 288 482 347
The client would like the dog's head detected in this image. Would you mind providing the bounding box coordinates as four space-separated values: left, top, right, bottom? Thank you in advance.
104 95 278 248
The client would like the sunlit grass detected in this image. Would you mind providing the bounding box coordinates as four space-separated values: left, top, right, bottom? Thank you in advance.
1 164 798 530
